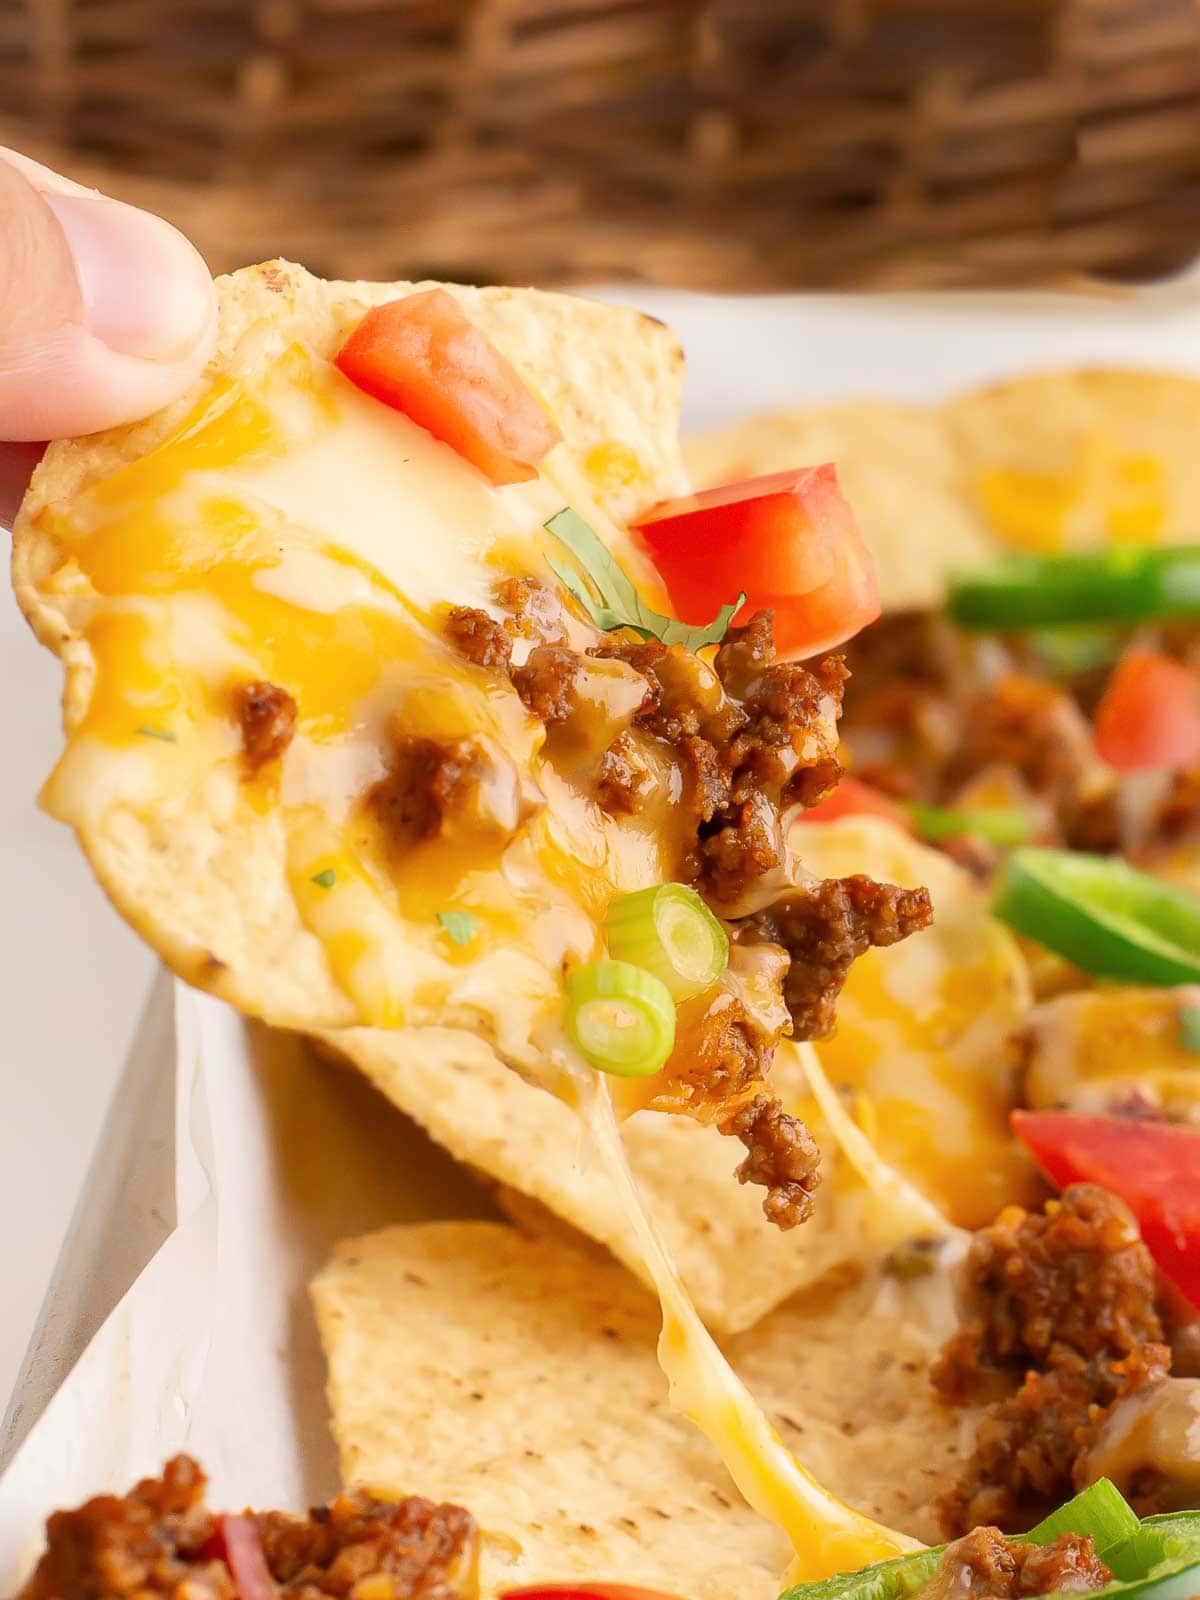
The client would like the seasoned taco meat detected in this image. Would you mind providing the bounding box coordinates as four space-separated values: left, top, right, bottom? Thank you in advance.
444 607 512 675
370 735 531 852
736 874 933 1039
916 1527 1111 1600
934 1185 1171 1533
16 1456 477 1600
233 681 297 769
440 603 935 1225
839 611 1200 863
719 1091 822 1229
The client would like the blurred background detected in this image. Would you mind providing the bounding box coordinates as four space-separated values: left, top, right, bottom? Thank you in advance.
2 0 1200 291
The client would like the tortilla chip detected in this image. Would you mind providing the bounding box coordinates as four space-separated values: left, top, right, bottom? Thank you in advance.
315 820 1031 1331
316 1023 875 1336
312 1222 971 1599
943 368 1200 554
683 402 994 612
13 261 686 1040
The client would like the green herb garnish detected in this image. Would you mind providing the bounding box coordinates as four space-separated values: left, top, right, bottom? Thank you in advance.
311 868 337 889
136 724 177 742
1179 1004 1200 1052
545 507 744 650
437 910 477 947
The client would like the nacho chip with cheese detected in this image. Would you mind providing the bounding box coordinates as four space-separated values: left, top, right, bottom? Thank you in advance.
315 818 1035 1334
943 368 1200 555
13 261 693 1060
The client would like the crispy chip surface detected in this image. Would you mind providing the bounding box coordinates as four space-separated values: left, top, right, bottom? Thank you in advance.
313 1222 971 1600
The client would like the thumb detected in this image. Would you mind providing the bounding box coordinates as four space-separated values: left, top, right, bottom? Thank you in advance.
0 149 216 442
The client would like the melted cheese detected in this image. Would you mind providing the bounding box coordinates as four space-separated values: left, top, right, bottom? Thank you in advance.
793 1042 961 1245
794 819 1039 1228
978 435 1167 553
579 1077 922 1582
37 343 685 1046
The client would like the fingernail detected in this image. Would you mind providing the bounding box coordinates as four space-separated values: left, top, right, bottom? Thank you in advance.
43 192 215 363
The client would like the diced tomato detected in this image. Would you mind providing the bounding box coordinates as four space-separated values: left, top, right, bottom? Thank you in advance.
1092 649 1200 773
503 1588 681 1600
334 289 562 486
1012 1110 1200 1309
216 1515 275 1600
632 465 880 659
794 775 911 829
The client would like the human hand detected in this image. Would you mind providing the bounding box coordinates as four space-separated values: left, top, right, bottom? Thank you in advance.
0 149 216 525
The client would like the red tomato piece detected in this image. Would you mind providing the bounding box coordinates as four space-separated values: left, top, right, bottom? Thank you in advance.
1093 649 1200 773
794 775 911 829
334 289 562 486
632 465 880 659
216 1516 275 1600
503 1588 681 1600
1012 1110 1200 1309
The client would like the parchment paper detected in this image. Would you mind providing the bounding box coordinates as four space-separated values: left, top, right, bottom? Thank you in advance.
0 985 496 1586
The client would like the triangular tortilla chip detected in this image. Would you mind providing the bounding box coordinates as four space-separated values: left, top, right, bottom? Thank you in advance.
13 261 688 1053
312 1221 973 1600
943 368 1200 554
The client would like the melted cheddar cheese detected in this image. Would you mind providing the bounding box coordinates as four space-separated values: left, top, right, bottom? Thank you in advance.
36 344 692 1048
977 435 1167 554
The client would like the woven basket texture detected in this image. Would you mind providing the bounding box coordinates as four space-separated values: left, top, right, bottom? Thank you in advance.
2 0 1200 288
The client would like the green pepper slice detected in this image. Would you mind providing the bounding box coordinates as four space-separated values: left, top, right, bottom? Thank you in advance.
993 848 1200 986
947 546 1200 631
776 1493 1200 1600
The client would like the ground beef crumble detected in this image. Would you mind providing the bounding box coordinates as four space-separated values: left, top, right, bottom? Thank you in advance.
16 1456 477 1600
444 608 512 675
510 644 585 725
839 610 1200 861
718 1092 821 1229
737 874 933 1039
369 735 520 853
440 595 933 1227
934 1185 1171 1535
233 681 297 769
918 1527 1112 1600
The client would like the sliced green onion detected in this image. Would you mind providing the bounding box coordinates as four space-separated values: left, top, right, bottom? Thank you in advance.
566 960 676 1078
994 848 1200 986
437 910 477 947
310 868 337 889
1027 1477 1139 1559
136 723 177 742
604 883 729 1001
948 545 1200 632
907 802 1032 847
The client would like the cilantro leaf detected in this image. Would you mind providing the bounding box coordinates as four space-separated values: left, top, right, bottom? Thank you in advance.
545 507 744 651
1179 1004 1200 1053
437 910 477 947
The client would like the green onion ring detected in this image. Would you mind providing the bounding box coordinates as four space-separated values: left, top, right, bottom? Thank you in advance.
566 960 676 1078
604 883 729 1001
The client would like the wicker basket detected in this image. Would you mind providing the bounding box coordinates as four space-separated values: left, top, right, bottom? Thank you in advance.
2 0 1199 289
